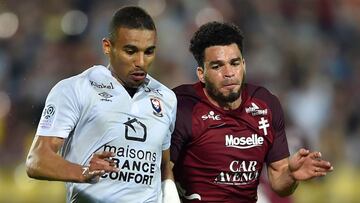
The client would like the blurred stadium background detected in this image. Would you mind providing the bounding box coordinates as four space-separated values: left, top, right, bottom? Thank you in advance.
0 0 359 202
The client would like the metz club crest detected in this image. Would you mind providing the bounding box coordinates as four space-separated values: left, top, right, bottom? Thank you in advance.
150 98 163 117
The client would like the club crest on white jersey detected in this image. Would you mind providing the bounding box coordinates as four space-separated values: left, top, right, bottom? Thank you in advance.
150 98 163 117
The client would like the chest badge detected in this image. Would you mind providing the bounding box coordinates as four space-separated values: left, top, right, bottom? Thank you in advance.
258 117 269 136
150 98 163 117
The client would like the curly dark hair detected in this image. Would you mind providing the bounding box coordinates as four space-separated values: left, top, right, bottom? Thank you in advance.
189 21 244 67
109 6 156 43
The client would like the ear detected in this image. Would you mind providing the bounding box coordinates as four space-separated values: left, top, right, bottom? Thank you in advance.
196 67 205 83
102 38 111 55
242 58 246 74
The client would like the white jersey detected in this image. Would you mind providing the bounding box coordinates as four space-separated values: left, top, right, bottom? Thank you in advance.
36 65 177 203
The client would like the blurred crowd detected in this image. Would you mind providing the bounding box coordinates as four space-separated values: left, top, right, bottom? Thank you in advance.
0 0 359 202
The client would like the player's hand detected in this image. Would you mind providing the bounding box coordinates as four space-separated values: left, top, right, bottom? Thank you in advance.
82 151 119 183
288 148 333 181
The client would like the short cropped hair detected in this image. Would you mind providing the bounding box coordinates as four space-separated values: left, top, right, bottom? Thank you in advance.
190 21 244 67
109 6 156 42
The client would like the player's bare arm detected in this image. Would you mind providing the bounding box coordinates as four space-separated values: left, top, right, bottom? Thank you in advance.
161 149 174 181
26 136 118 183
267 157 299 196
267 148 333 196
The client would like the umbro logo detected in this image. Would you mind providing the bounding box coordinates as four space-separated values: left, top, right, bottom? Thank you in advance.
98 92 113 102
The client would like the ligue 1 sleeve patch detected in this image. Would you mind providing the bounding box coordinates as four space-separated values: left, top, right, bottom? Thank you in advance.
150 98 163 117
39 104 56 129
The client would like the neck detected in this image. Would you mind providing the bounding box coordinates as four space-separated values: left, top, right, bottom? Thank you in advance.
125 86 137 98
203 88 242 110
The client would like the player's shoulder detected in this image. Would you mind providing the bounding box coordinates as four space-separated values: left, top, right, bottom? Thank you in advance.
244 83 281 108
52 65 108 93
85 64 110 76
173 83 196 95
172 83 201 111
245 83 276 98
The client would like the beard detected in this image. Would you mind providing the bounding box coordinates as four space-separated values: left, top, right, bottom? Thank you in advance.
204 74 245 104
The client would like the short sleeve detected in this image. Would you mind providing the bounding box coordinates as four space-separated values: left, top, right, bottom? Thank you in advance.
36 79 81 138
265 95 290 164
162 97 177 150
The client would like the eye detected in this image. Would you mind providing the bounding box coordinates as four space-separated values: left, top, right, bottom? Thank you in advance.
231 61 240 66
210 63 223 69
211 64 220 69
230 59 242 67
124 49 136 55
144 47 155 56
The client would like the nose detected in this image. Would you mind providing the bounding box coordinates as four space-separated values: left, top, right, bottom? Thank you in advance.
134 52 145 68
223 64 235 78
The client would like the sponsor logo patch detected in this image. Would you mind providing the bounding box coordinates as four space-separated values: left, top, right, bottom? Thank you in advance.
124 118 147 142
90 80 114 89
201 111 221 120
100 144 157 185
39 104 56 129
98 92 113 102
245 102 267 116
225 134 264 149
214 160 260 185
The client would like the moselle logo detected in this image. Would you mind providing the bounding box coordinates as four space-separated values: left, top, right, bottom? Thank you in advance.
144 87 163 97
90 80 114 89
42 104 56 119
98 92 113 102
201 111 221 120
150 98 163 117
245 102 267 116
124 118 147 142
225 134 264 149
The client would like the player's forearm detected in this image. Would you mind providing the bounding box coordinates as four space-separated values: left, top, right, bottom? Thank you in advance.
26 148 84 183
269 165 299 196
161 160 175 181
161 149 175 181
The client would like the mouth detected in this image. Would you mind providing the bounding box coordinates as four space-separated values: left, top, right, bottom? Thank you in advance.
130 71 146 81
223 84 238 89
222 82 240 90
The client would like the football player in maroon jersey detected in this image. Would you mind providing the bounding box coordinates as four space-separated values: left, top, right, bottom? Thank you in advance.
170 21 333 203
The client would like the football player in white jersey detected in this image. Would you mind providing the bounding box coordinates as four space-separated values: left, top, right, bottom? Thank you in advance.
26 6 180 203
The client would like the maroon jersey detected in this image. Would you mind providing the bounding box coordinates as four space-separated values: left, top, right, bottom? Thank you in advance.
171 82 290 203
